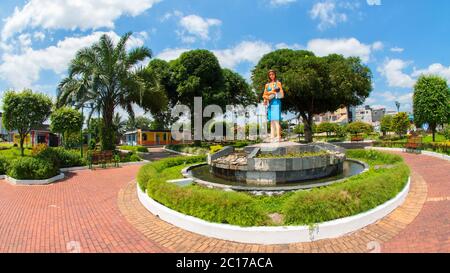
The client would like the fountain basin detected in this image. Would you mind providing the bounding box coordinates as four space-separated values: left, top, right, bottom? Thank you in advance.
207 142 347 186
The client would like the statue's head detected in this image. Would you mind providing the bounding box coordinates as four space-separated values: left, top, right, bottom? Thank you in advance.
268 70 277 82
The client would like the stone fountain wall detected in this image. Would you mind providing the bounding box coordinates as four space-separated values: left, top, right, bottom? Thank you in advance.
209 142 346 186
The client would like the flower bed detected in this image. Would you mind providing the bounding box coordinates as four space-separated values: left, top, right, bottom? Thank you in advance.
137 150 410 227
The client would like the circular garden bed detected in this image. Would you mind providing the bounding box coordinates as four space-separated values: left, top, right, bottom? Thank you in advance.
137 149 410 228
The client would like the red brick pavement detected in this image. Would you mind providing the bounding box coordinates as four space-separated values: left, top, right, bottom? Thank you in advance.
382 152 450 253
0 150 448 253
0 165 167 253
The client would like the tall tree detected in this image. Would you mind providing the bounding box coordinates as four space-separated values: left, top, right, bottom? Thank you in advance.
125 116 152 131
151 50 256 142
380 115 393 137
57 32 167 150
413 75 450 141
50 107 83 147
252 50 372 142
391 112 410 138
2 89 52 156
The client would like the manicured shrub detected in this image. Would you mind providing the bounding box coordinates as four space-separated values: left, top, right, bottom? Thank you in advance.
115 151 142 163
7 157 58 179
209 145 223 153
282 150 409 225
0 156 10 174
36 147 85 168
137 155 206 191
166 144 209 155
118 145 148 153
136 150 410 227
31 143 48 156
282 163 409 225
346 149 403 165
147 181 267 226
137 156 267 226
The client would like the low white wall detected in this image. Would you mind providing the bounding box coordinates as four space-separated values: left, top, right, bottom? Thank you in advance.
5 173 65 185
137 177 410 245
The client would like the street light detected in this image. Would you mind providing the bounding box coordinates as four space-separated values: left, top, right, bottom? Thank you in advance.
75 101 95 158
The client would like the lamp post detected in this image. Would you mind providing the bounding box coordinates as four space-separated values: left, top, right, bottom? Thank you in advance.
80 104 84 158
78 102 95 158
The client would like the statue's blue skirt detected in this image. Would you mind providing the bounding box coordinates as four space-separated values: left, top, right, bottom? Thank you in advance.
268 98 281 121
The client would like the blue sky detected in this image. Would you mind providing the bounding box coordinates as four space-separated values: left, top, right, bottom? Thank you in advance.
0 0 449 116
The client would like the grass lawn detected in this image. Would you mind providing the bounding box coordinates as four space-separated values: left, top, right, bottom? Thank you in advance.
0 147 32 158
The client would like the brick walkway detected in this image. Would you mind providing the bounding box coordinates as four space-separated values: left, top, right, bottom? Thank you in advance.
0 165 167 253
0 151 448 252
118 151 449 253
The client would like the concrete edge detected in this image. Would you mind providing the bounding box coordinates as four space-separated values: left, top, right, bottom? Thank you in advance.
182 159 370 192
137 177 410 245
5 173 65 185
163 147 195 156
366 146 450 161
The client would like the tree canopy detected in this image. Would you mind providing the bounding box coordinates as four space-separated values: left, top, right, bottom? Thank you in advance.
413 75 450 141
391 112 410 137
252 49 372 142
147 50 256 137
380 115 393 136
50 107 83 147
2 89 52 155
57 32 166 150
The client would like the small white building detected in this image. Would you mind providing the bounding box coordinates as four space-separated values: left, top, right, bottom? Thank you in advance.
354 105 373 124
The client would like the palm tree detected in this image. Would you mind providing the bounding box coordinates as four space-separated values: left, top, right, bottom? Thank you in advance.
57 32 167 150
112 113 127 145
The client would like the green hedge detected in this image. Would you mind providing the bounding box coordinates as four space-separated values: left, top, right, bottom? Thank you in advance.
7 157 58 179
0 156 10 174
118 145 148 153
137 155 267 226
282 150 409 225
36 147 85 168
137 155 206 191
136 150 410 227
165 144 209 155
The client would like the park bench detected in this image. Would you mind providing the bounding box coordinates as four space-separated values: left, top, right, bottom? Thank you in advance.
405 136 422 153
88 150 120 169
351 135 364 142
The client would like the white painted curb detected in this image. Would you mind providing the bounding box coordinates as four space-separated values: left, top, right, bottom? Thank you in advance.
137 177 410 245
366 147 450 161
6 173 65 185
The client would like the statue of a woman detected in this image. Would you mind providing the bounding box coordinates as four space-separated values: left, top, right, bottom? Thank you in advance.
263 70 284 142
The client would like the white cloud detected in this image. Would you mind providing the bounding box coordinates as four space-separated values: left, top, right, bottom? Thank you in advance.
213 41 273 69
307 38 379 62
33 31 46 41
390 47 404 53
309 1 347 30
0 31 147 90
156 48 190 61
156 38 382 69
377 59 416 88
367 0 382 6
275 42 304 50
1 0 161 41
412 63 450 82
270 0 297 6
156 41 273 69
178 14 222 43
379 59 450 88
372 41 384 51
